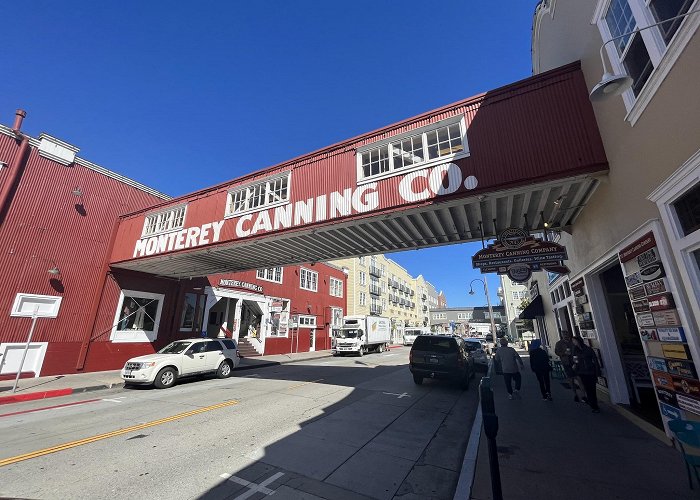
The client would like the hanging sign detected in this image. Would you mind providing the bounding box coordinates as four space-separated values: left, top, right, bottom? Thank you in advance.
219 279 263 293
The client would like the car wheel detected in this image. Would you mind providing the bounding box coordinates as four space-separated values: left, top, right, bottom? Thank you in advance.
413 374 423 385
217 360 233 379
154 367 177 389
358 347 364 357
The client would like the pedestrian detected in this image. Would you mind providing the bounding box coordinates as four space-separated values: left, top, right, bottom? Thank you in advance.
554 331 581 401
571 336 601 413
494 337 524 400
529 339 552 400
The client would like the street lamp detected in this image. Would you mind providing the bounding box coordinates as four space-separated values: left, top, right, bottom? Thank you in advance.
469 278 497 342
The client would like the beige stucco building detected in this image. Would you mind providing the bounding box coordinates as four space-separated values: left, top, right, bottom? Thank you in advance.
329 255 441 340
532 0 700 433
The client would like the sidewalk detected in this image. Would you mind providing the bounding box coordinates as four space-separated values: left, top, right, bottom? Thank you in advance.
0 349 335 405
469 350 695 499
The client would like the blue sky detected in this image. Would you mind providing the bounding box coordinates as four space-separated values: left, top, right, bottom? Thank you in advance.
3 1 539 307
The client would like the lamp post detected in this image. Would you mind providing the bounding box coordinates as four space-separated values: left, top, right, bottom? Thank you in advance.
469 278 497 341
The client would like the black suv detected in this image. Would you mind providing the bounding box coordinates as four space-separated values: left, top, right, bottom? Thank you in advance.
409 335 475 389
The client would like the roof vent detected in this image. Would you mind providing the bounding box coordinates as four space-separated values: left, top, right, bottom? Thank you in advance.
37 133 79 166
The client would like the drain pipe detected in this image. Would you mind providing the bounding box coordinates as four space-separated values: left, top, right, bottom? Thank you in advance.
0 110 31 227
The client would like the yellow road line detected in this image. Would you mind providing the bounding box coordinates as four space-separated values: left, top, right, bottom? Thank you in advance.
287 379 324 390
0 399 238 467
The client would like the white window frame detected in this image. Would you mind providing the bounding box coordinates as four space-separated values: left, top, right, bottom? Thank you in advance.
359 292 367 306
330 277 343 298
141 205 187 238
331 307 344 328
111 289 165 343
298 315 317 328
593 0 700 125
649 149 700 344
359 271 366 286
356 115 469 184
225 172 292 218
299 268 318 292
257 267 283 283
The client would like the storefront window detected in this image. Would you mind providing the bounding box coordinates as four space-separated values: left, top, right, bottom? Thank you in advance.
269 298 290 337
673 182 700 236
112 290 164 342
180 293 206 332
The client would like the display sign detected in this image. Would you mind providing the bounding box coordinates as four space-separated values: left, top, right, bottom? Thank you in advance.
657 327 686 343
219 279 263 293
667 359 698 379
648 357 668 372
640 329 657 341
648 293 675 312
644 278 669 296
677 394 700 415
656 388 678 406
624 272 643 288
575 295 588 305
652 310 681 327
662 343 691 360
673 376 700 399
637 247 659 268
629 285 647 300
580 329 597 339
619 232 657 263
651 370 674 391
636 312 655 327
659 402 682 420
632 299 650 313
472 231 568 275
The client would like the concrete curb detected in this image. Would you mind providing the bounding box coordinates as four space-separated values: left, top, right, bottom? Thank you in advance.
0 352 335 406
453 408 483 500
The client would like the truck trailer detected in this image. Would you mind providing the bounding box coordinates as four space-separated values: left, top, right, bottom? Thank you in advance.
332 315 391 356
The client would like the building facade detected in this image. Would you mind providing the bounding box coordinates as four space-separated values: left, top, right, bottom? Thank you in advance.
499 276 531 341
0 113 346 378
430 306 506 337
533 0 700 432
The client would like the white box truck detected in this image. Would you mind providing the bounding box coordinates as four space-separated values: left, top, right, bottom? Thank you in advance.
333 315 391 356
403 326 430 346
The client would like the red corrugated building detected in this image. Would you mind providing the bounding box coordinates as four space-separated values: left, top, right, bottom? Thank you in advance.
0 111 346 377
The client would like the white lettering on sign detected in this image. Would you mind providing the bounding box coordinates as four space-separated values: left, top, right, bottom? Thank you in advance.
133 220 225 257
133 164 478 258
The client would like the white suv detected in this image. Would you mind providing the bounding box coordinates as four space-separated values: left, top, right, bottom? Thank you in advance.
121 338 240 389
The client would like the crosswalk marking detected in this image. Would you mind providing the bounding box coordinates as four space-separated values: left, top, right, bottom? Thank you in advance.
220 471 284 499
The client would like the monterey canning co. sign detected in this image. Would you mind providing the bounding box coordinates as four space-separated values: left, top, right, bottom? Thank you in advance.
132 162 479 258
472 228 569 282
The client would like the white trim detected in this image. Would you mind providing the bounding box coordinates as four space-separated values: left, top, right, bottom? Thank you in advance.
0 342 49 377
297 315 317 328
141 204 188 238
10 293 62 318
256 267 284 284
224 171 292 218
111 289 165 343
299 267 318 292
329 277 344 298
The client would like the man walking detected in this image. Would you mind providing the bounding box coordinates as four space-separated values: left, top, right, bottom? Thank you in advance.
555 331 579 401
494 337 524 399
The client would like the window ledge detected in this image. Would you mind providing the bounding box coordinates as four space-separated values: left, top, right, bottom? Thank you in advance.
357 152 470 186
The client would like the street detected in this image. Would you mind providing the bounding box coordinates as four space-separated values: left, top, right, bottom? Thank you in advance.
0 347 479 499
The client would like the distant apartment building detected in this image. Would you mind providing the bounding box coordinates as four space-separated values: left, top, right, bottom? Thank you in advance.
499 276 531 341
329 254 441 341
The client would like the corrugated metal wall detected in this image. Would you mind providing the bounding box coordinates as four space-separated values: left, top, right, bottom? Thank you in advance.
0 133 166 352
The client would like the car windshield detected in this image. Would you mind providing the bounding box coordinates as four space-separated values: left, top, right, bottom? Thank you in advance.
412 336 457 353
405 330 421 336
464 341 482 351
158 341 193 354
338 328 361 339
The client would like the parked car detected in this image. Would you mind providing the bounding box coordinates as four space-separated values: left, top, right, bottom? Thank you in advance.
409 335 475 389
463 338 488 371
121 338 240 389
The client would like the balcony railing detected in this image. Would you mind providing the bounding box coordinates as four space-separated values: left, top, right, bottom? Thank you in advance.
369 266 382 277
370 304 382 315
410 289 415 296
369 284 381 296
422 305 428 312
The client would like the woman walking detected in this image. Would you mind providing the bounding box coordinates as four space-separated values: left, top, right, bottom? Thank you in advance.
529 339 552 400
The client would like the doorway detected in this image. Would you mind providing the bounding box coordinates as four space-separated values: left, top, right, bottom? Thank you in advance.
207 297 238 338
599 264 661 428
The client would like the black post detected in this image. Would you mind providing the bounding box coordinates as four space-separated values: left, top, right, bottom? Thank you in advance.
480 377 503 500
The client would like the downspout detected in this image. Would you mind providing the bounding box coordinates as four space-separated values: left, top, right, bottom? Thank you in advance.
0 110 30 227
76 216 121 370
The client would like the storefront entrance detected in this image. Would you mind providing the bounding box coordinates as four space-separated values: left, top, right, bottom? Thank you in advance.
599 264 662 428
203 288 268 356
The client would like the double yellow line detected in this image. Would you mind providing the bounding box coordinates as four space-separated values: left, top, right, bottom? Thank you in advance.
0 399 238 467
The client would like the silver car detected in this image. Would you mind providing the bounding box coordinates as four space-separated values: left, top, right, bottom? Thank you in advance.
463 338 488 370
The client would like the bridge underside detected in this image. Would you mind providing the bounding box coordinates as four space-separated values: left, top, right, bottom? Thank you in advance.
112 175 598 279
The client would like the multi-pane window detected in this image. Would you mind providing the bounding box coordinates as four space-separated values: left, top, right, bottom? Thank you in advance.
113 290 164 342
300 268 318 292
359 292 367 306
142 205 187 237
257 267 283 283
673 182 700 236
298 315 317 327
226 173 290 216
605 0 652 97
649 0 694 43
359 271 366 286
358 118 467 181
330 277 343 297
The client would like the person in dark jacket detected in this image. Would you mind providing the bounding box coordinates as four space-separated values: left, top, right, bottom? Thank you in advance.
529 339 552 400
571 336 601 413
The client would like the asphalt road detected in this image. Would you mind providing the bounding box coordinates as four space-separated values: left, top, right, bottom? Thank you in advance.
0 347 479 500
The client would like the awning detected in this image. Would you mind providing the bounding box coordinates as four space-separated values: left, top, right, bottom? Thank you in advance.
520 296 544 320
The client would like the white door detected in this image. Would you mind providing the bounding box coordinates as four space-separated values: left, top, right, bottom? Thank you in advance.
309 329 316 352
203 340 225 370
181 342 208 374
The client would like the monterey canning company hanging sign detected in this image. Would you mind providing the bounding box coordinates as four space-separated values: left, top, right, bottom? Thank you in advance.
472 228 569 282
